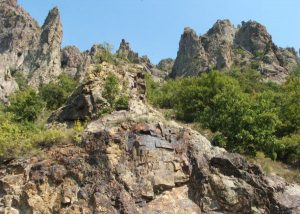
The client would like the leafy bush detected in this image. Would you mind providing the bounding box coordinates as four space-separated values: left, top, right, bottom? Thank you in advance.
101 72 130 113
146 69 300 163
0 111 36 159
95 43 117 65
277 133 300 165
115 96 129 110
8 88 45 122
33 129 71 147
278 75 300 135
39 73 77 110
0 107 84 160
102 72 120 106
13 72 28 90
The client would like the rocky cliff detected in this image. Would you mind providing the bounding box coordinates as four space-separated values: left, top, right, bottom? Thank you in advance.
0 0 62 102
170 20 300 82
1 64 300 213
1 2 300 213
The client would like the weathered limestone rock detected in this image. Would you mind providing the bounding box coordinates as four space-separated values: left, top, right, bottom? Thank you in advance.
27 7 63 87
0 2 300 213
170 20 300 82
156 58 174 76
0 0 40 101
61 46 83 78
49 62 147 122
2 62 300 213
170 27 209 78
0 1 63 101
117 39 140 63
0 63 18 103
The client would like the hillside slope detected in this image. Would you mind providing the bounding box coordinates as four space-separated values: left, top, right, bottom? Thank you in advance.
0 1 300 213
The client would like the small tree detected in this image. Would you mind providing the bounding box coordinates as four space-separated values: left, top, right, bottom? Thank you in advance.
39 73 77 110
96 43 116 64
102 72 120 107
8 88 45 122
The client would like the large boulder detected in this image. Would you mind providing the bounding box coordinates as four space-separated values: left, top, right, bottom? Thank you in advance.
61 46 84 78
156 58 174 77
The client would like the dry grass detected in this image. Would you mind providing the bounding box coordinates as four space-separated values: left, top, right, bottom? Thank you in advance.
248 152 300 184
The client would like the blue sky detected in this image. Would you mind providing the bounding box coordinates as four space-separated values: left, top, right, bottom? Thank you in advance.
19 0 300 64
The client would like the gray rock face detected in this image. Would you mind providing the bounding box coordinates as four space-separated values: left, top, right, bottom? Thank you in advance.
0 0 40 100
2 56 300 213
26 7 63 87
2 115 300 213
49 62 147 122
0 1 63 101
170 27 209 78
156 58 174 77
117 39 140 63
116 39 153 69
170 20 300 82
61 46 84 78
0 63 18 103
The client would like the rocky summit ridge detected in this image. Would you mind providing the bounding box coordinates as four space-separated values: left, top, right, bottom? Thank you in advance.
170 19 299 82
0 1 300 214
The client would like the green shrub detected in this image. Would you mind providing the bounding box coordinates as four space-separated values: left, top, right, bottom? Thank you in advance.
33 129 70 147
39 73 77 110
102 72 120 106
278 75 300 135
13 72 28 90
8 88 45 122
145 74 161 104
0 108 84 160
277 133 300 165
115 96 129 110
145 67 300 163
95 43 117 64
0 111 35 159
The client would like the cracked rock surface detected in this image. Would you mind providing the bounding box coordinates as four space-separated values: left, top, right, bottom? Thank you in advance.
1 66 300 213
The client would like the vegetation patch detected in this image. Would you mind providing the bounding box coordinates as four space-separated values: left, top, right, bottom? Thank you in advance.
146 67 300 166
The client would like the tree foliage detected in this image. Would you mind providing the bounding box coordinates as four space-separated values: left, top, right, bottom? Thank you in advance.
8 88 45 122
146 68 300 164
39 73 77 110
102 72 129 112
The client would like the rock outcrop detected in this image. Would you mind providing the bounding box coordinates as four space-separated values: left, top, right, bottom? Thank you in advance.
0 0 39 101
2 63 300 213
117 39 153 69
1 2 300 213
61 46 84 78
170 20 300 82
0 0 62 101
116 39 141 64
157 58 174 75
26 7 63 87
0 63 18 103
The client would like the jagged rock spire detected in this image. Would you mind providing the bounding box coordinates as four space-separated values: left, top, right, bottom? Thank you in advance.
170 27 209 78
170 20 299 82
28 6 63 86
117 39 140 63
